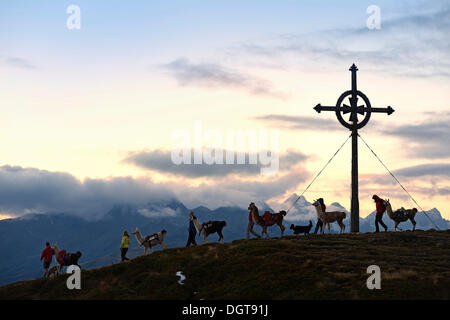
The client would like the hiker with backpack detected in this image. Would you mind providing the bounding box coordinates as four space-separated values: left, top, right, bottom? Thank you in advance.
314 198 326 234
373 194 388 232
120 231 130 262
40 242 54 278
186 211 197 247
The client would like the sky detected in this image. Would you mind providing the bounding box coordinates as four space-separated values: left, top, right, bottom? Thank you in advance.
0 0 449 220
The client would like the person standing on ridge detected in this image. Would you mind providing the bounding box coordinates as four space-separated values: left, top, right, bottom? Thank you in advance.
186 211 198 247
120 230 131 262
40 242 54 278
373 194 388 232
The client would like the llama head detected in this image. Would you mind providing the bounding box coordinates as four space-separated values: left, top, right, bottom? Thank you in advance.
290 224 294 229
131 227 139 234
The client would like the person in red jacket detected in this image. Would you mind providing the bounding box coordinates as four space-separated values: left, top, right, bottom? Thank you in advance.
40 242 54 278
373 195 388 232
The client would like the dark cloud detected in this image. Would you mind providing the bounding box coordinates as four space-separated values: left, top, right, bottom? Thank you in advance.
124 148 308 177
383 119 450 159
253 114 341 131
394 163 450 177
172 167 309 210
0 165 176 219
0 164 310 218
161 58 286 99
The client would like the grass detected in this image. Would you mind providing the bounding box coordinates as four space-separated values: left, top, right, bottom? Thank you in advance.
0 229 449 300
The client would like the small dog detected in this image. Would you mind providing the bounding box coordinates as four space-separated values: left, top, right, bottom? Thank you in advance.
47 266 59 278
290 221 313 235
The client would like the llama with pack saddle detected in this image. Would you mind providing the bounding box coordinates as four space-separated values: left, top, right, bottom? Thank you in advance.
248 202 287 238
190 212 227 243
52 243 82 274
384 199 419 231
132 228 167 255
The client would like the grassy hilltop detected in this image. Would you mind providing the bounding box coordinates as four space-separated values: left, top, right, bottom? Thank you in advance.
1 230 449 300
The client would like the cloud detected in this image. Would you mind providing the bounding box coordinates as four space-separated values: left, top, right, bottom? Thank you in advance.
382 118 450 159
394 163 450 178
161 58 286 99
252 114 341 131
123 148 308 177
5 57 36 69
238 4 450 79
0 165 176 219
171 166 309 210
358 161 450 205
0 163 310 218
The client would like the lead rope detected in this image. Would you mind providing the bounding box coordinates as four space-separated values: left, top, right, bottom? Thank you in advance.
286 134 351 214
358 133 440 230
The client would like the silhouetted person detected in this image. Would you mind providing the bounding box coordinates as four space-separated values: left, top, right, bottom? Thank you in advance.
186 211 197 247
314 198 326 234
40 242 54 278
373 195 388 232
120 231 130 261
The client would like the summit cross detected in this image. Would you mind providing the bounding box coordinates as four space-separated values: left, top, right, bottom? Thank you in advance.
314 64 395 232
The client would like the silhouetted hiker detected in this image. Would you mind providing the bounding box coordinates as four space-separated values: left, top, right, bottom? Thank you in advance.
186 211 197 247
247 202 261 239
120 231 130 262
373 195 388 232
314 198 326 234
40 242 54 278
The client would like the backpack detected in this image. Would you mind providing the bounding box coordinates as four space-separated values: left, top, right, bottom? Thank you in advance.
144 233 159 242
201 221 213 232
381 201 387 212
263 211 273 226
58 250 67 264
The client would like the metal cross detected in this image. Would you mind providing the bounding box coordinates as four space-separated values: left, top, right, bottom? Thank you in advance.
313 64 395 232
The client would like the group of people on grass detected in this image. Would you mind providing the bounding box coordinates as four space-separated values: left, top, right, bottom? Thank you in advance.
245 194 390 238
41 193 391 272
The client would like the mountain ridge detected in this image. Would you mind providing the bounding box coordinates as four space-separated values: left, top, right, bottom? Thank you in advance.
0 195 448 286
1 230 449 299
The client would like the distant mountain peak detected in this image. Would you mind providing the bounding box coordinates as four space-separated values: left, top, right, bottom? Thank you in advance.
283 194 310 207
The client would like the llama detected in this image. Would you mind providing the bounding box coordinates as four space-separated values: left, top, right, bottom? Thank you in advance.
248 202 287 238
384 199 418 231
52 243 82 274
190 212 226 243
312 200 346 234
132 228 167 255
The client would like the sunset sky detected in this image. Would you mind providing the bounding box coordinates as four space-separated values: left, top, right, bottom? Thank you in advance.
0 0 448 220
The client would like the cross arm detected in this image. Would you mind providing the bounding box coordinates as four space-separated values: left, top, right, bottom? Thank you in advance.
314 104 395 115
314 104 337 113
371 106 395 115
